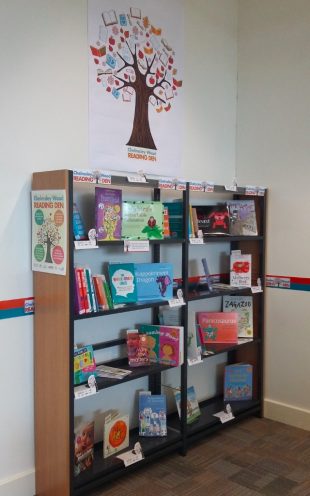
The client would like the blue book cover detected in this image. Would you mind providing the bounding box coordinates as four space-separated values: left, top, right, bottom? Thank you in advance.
224 363 253 401
139 392 167 437
134 263 173 301
108 263 138 304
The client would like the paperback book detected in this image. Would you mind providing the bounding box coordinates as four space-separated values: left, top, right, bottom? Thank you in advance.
230 252 252 287
138 324 184 366
139 392 167 437
74 421 94 475
227 200 258 236
108 263 138 304
174 385 201 424
223 295 253 338
122 201 164 239
192 204 230 235
197 312 238 344
95 187 122 241
134 263 173 301
163 201 183 238
224 363 253 401
74 345 97 385
126 330 150 367
103 412 129 458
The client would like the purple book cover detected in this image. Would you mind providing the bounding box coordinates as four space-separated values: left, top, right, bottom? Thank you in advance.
95 187 122 241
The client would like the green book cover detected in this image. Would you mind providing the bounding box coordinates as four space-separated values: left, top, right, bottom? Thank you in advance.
122 201 164 239
139 324 160 363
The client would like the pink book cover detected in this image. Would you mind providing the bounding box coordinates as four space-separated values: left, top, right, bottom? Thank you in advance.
95 187 122 241
159 326 180 366
197 312 238 344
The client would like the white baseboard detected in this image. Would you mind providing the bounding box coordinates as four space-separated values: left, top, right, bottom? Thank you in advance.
0 469 35 496
264 398 310 431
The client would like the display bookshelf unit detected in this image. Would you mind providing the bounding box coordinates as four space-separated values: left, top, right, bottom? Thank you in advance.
33 170 266 496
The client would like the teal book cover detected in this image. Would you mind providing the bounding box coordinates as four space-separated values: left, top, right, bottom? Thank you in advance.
139 324 160 363
134 263 173 301
108 263 138 304
122 201 164 239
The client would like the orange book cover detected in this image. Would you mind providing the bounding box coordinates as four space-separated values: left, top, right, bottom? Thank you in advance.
197 312 238 344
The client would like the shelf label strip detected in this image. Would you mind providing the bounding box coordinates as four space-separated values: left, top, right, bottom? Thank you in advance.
0 297 34 319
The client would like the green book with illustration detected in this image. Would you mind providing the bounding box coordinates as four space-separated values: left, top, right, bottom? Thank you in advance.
122 201 164 239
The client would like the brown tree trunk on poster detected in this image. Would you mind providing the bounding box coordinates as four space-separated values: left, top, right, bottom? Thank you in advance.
126 80 156 150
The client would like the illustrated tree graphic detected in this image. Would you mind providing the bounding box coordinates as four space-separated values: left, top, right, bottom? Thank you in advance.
90 8 182 150
37 215 61 264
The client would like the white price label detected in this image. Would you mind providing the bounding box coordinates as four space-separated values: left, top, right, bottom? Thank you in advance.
214 411 235 423
205 182 215 192
116 443 144 467
251 286 263 293
187 356 203 366
74 240 98 250
257 187 266 196
190 237 204 245
225 184 237 192
124 240 150 252
127 175 147 183
245 185 258 196
168 297 185 308
74 386 97 400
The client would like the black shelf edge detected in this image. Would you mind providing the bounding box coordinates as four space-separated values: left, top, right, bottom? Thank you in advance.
74 358 179 392
188 286 251 302
97 238 185 246
73 426 182 495
200 338 261 359
192 235 264 243
74 299 170 320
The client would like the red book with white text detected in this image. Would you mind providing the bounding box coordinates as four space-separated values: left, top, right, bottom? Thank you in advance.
197 312 238 344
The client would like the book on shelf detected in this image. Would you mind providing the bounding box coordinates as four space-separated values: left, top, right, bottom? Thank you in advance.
227 200 258 236
122 200 164 240
74 345 97 385
74 421 94 475
223 295 253 338
138 324 184 366
96 364 132 380
73 202 87 241
224 363 253 401
126 330 150 367
95 187 122 241
163 201 183 238
74 267 91 314
103 412 129 458
93 274 113 310
197 312 238 344
230 251 252 287
163 207 171 237
192 204 230 235
139 392 167 437
174 385 201 424
108 263 138 305
134 263 173 301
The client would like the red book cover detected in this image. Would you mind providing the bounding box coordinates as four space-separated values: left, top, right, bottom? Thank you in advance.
127 331 150 367
74 268 86 314
197 312 238 344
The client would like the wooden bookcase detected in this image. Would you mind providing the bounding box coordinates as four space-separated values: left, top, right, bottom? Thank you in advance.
33 170 266 495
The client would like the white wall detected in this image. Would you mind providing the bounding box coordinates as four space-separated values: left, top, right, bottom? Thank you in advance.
237 0 310 429
0 1 238 494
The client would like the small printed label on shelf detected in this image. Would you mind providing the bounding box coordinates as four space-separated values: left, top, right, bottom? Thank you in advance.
74 239 98 250
158 177 176 189
245 185 258 196
116 442 144 467
189 181 204 192
74 385 97 400
189 237 204 245
73 170 97 183
127 174 147 183
257 186 266 196
213 404 235 424
97 171 112 184
124 240 150 252
224 184 237 192
251 286 263 293
187 356 203 366
205 181 215 192
168 297 185 307
175 179 187 190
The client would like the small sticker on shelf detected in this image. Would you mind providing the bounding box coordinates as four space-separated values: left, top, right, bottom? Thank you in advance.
190 237 204 245
97 171 112 185
245 185 258 196
187 356 203 366
73 170 97 183
251 286 263 293
158 177 176 190
168 296 185 307
116 442 144 467
74 385 97 399
127 174 147 183
175 179 187 190
74 239 98 250
124 240 150 252
205 182 215 193
189 181 204 192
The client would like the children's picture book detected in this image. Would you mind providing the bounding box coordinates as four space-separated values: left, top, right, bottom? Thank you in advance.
138 324 183 366
95 187 122 241
174 386 201 424
227 200 258 236
73 202 87 241
127 330 150 367
224 363 253 401
103 412 129 458
139 392 167 437
230 252 252 287
163 201 183 238
138 324 161 363
193 204 230 235
74 421 94 475
134 263 173 301
223 295 253 338
108 263 137 304
74 345 97 385
197 312 238 344
122 201 164 239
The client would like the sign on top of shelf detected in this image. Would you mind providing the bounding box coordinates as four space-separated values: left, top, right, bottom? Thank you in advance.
97 170 112 185
205 181 215 193
175 179 187 191
158 177 176 190
245 185 258 196
127 174 147 183
73 170 97 183
189 180 204 192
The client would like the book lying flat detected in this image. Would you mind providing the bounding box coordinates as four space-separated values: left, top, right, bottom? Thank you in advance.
96 365 132 380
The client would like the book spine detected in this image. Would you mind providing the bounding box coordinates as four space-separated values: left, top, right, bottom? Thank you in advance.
85 267 97 312
77 268 91 313
102 276 113 309
74 268 85 314
93 275 108 310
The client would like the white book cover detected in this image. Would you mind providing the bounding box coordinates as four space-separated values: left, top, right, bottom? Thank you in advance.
223 295 253 338
230 253 252 288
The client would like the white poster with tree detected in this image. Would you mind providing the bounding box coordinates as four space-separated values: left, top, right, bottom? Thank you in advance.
31 190 67 275
88 0 183 175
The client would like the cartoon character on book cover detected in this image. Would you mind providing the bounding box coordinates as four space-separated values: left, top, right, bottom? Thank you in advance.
95 187 122 241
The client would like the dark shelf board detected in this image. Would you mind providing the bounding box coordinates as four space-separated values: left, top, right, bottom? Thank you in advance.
200 338 260 359
194 235 264 243
97 237 185 246
73 426 182 495
74 298 171 320
188 286 251 302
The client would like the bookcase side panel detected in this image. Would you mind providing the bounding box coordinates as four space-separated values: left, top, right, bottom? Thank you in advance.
33 170 71 496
